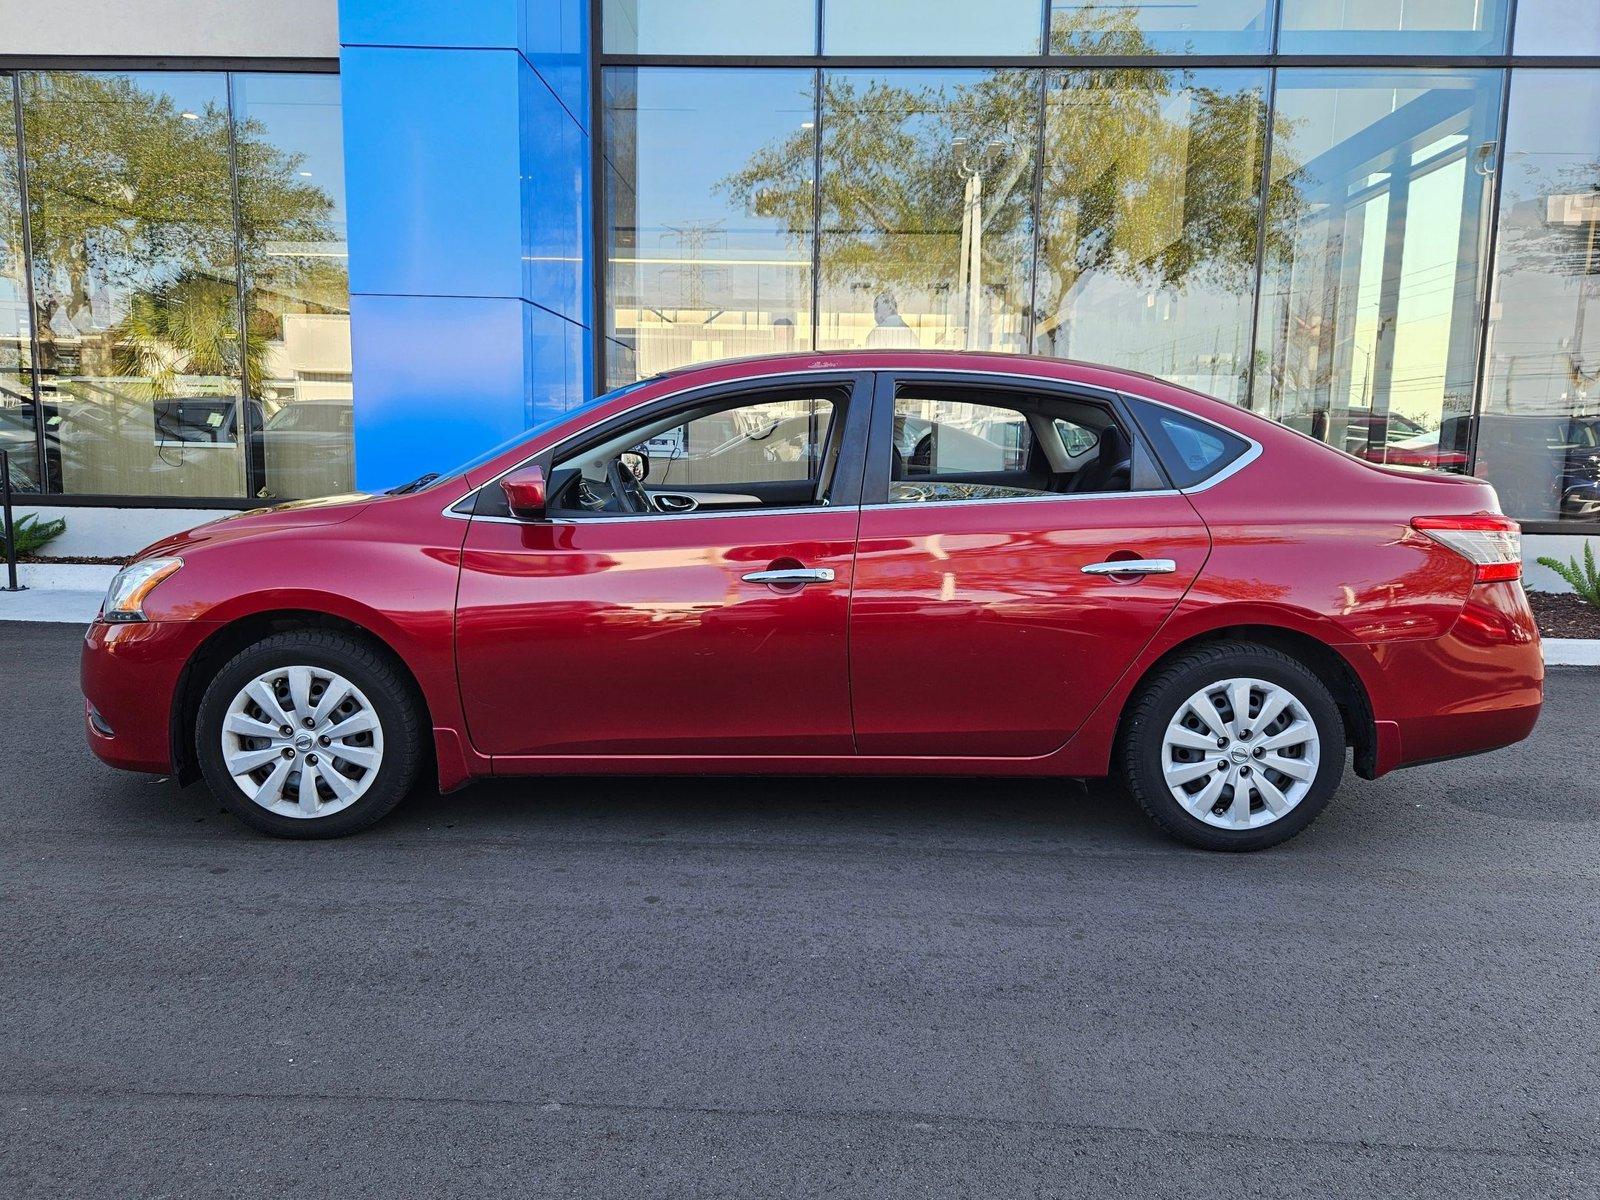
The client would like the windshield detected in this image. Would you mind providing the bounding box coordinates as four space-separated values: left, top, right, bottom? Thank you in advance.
413 378 657 489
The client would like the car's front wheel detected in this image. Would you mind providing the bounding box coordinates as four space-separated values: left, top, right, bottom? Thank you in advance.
196 631 423 838
1119 642 1347 851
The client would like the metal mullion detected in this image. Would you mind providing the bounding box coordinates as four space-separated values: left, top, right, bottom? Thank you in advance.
1242 68 1278 412
809 67 823 351
1466 66 1514 477
590 0 609 391
1025 68 1048 353
0 55 336 73
9 72 50 494
223 72 256 501
597 53 1600 69
812 0 824 344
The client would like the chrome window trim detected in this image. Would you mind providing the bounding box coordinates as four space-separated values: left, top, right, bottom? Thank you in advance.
440 363 1264 524
860 487 1182 511
450 502 850 527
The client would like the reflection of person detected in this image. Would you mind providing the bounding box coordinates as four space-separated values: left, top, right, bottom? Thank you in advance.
864 291 921 348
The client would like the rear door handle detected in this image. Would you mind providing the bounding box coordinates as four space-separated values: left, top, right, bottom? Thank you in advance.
741 568 835 586
1081 558 1177 576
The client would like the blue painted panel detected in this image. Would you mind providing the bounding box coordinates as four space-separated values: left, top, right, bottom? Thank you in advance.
340 0 519 48
351 295 533 491
521 59 586 324
341 0 597 487
341 46 524 299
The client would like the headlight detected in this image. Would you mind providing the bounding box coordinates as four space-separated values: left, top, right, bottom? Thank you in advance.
102 557 183 623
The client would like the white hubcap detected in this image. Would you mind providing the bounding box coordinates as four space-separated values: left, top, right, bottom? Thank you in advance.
1161 677 1320 831
220 666 384 819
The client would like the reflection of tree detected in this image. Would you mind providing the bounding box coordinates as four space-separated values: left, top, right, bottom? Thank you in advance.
22 72 341 398
721 70 1035 330
113 272 266 395
718 13 1297 359
1035 68 1279 327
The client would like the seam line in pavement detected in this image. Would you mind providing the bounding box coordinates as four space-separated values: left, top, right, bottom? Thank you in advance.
3 1086 1594 1161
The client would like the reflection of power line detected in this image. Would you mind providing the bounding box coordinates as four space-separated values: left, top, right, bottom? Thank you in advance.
659 221 727 311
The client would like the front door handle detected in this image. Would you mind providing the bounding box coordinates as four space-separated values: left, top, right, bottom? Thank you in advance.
1081 558 1177 576
741 568 835 586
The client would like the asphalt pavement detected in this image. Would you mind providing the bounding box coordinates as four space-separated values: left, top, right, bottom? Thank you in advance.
2 620 1597 1198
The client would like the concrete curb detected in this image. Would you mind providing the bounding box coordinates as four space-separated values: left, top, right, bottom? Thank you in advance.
1544 639 1600 667
13 562 120 591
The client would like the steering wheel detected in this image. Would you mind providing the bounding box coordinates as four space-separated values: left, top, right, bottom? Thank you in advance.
605 454 653 514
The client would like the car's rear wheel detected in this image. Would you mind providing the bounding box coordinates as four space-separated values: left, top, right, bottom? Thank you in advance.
1119 642 1347 851
196 631 422 838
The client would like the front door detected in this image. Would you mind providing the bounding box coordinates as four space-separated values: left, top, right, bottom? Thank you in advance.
455 375 870 758
849 375 1211 757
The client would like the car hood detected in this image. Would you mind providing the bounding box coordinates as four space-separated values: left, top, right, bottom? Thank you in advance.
134 492 374 560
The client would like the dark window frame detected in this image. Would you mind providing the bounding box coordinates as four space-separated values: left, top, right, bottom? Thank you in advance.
590 0 1600 530
0 60 346 509
860 369 1171 505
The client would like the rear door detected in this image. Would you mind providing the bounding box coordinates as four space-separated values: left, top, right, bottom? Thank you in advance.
848 373 1211 757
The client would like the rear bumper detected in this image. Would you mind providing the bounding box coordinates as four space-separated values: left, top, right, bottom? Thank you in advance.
1367 583 1543 775
81 619 212 775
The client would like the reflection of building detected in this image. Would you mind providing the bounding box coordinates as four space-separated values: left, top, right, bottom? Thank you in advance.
8 0 1600 575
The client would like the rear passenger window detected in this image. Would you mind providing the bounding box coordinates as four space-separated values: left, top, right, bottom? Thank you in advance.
1129 399 1251 489
885 387 1162 504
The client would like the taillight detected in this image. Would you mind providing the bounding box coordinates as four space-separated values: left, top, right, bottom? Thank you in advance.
1411 514 1521 583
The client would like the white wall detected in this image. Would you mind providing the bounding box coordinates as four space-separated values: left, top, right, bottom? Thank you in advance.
14 505 232 559
1523 534 1598 594
0 0 338 58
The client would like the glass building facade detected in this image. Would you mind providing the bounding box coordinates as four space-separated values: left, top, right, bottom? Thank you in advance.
0 69 349 505
600 0 1600 531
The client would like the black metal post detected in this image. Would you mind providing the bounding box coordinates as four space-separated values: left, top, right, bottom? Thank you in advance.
1 448 26 592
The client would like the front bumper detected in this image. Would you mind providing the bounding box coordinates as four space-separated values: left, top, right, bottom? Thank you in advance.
81 619 214 775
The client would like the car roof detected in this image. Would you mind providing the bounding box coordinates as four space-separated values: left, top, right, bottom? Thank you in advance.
651 349 1229 405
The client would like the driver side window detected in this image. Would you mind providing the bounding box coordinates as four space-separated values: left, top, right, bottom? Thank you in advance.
634 396 836 488
550 391 844 517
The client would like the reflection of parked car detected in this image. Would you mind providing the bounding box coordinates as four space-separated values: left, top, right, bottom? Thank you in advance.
1445 413 1600 521
0 405 42 489
1281 408 1470 471
250 399 355 499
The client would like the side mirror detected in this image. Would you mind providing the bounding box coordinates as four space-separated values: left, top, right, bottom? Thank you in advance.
501 465 547 520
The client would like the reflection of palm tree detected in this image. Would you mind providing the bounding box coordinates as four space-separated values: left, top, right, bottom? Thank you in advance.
112 272 267 398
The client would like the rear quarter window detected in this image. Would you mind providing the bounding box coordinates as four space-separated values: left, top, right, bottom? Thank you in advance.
1127 398 1251 489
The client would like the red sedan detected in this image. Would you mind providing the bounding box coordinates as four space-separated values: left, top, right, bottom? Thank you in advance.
82 352 1542 850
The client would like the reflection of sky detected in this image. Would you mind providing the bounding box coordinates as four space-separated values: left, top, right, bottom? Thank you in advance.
1049 0 1269 52
232 73 347 237
827 0 1039 54
609 68 813 259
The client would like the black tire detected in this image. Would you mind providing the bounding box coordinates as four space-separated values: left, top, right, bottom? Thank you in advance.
195 630 423 838
1118 641 1347 851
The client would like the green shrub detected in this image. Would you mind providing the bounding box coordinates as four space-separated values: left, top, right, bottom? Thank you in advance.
0 513 66 558
1537 541 1600 610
